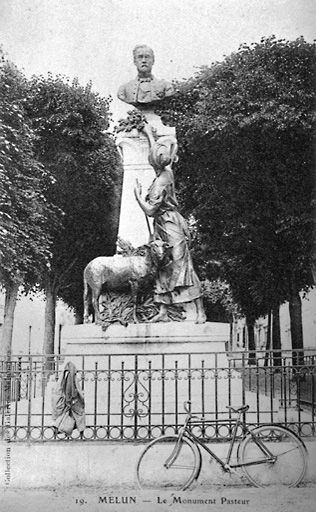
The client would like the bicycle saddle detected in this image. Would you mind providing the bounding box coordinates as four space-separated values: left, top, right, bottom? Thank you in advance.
226 405 249 414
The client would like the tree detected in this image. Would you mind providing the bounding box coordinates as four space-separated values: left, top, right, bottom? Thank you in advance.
25 74 123 357
0 55 58 356
158 36 315 357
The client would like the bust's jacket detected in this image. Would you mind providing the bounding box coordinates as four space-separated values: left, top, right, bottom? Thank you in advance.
117 76 174 106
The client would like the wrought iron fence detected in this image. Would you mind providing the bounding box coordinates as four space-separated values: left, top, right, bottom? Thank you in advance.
1 348 315 442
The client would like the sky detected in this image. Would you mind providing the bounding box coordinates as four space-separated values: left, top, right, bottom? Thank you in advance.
0 0 315 121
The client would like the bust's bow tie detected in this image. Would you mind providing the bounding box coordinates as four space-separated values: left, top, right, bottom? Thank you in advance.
138 77 152 83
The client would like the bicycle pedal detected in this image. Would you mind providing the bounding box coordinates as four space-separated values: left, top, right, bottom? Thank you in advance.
223 464 237 475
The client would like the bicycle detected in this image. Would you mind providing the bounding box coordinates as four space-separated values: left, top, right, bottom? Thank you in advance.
136 401 308 490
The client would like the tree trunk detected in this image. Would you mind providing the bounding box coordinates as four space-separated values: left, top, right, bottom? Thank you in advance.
272 304 282 368
74 310 83 324
311 170 316 284
43 280 57 373
1 282 19 357
246 316 256 365
264 310 272 367
288 283 304 366
1 282 19 403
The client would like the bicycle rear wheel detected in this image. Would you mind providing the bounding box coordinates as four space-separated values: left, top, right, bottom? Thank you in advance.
238 425 307 487
136 434 200 490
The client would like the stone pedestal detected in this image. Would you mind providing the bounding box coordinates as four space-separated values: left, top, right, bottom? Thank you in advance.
116 131 155 247
60 322 243 427
115 111 177 248
62 321 229 357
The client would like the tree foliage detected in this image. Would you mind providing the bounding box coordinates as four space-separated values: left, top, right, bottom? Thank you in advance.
0 58 58 287
0 54 59 354
158 36 315 329
25 74 123 341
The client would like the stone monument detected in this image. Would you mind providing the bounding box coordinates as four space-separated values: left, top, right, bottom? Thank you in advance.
115 44 206 324
63 43 231 338
116 44 177 247
61 46 236 428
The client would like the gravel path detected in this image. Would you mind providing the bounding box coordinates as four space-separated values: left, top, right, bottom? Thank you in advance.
1 484 316 512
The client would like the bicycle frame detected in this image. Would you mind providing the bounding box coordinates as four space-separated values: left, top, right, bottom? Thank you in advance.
173 411 276 472
137 403 307 491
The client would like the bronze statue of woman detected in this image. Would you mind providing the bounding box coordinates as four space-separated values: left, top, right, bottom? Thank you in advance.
134 139 206 323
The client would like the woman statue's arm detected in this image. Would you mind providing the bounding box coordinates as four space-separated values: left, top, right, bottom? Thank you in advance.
134 179 160 217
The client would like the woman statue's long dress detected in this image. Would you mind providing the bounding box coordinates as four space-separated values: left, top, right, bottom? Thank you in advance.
134 141 206 323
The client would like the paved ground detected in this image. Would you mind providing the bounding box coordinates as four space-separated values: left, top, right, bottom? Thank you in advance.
1 483 316 512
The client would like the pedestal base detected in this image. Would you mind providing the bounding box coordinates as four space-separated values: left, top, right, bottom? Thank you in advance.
62 321 230 355
59 321 244 434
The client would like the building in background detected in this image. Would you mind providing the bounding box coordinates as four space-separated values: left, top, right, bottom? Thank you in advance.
0 292 76 355
231 287 316 352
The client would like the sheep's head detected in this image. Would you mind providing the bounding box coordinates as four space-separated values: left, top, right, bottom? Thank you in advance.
148 238 172 268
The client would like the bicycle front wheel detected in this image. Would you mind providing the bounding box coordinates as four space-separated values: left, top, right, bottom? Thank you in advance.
136 434 200 491
238 425 307 487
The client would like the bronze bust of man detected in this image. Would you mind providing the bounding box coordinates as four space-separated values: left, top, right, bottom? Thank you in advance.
117 45 174 108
